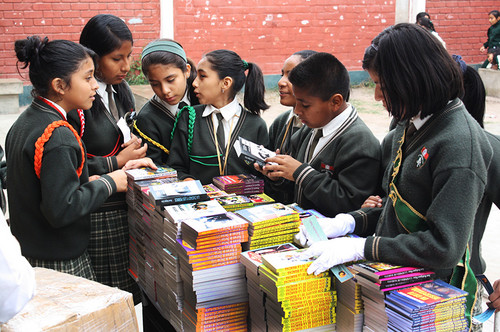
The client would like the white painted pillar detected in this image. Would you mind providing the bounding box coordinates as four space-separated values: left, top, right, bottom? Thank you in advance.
160 0 174 39
395 0 426 24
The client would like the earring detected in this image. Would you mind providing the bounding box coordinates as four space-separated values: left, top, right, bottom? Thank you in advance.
221 88 225 94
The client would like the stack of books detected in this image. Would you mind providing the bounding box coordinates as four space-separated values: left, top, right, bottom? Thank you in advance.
336 267 364 331
247 192 275 205
240 243 298 331
385 279 468 331
147 180 209 209
215 195 254 212
260 249 337 331
212 174 265 195
176 212 250 330
202 183 230 199
236 203 301 250
351 261 435 331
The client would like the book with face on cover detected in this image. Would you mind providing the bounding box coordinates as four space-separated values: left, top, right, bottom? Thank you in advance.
125 165 177 181
234 136 277 168
163 200 227 223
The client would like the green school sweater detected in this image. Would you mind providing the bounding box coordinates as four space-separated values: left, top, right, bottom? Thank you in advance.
351 99 492 279
169 104 269 185
6 99 116 260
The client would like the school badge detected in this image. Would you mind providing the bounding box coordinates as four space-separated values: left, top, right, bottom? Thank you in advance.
416 146 429 168
321 162 334 173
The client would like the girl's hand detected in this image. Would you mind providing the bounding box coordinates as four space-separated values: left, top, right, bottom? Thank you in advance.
89 175 101 182
122 157 157 171
262 155 302 181
107 169 128 192
122 133 139 148
361 195 383 208
116 139 148 167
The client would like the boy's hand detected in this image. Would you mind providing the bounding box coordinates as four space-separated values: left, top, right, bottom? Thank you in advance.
487 279 500 312
262 155 302 181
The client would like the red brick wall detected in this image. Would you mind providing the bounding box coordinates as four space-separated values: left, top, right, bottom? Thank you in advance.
0 0 160 81
426 0 495 64
174 0 395 75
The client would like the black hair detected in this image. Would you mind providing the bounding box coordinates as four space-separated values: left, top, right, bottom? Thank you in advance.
80 14 133 57
80 14 135 113
489 10 500 19
362 23 463 121
417 17 436 32
14 35 96 98
204 49 269 114
462 66 486 128
292 50 318 61
141 39 198 105
416 12 431 22
288 52 350 102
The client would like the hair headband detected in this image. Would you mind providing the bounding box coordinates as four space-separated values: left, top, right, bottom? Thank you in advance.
452 54 467 74
141 40 187 62
242 59 249 70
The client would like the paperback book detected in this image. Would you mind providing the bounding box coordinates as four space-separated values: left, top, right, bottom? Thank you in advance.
234 136 277 168
125 165 177 181
148 180 209 207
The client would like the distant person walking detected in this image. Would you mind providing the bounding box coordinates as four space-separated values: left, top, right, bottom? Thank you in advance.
480 10 500 68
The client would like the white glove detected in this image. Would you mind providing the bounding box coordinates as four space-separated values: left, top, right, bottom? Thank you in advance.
300 237 366 275
294 213 355 247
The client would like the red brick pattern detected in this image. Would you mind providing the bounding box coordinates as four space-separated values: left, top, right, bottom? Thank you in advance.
0 0 160 81
426 0 496 64
0 0 493 80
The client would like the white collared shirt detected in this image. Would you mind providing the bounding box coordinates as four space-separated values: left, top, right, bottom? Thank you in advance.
311 104 353 158
40 97 67 120
96 80 116 115
411 112 432 130
154 91 190 116
202 99 241 143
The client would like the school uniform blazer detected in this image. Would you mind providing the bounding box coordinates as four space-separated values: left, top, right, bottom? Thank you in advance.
6 99 116 260
284 108 381 217
350 99 492 279
470 132 500 274
68 81 135 211
134 97 177 165
169 104 269 185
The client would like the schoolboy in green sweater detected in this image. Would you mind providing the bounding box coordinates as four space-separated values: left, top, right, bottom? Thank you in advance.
260 52 381 217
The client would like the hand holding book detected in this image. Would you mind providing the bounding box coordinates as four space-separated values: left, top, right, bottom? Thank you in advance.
299 237 366 275
294 213 355 247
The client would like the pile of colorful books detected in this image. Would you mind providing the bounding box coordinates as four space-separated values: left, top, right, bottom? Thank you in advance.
213 174 264 195
351 261 435 331
216 195 254 212
259 248 337 331
177 211 250 330
240 243 298 331
236 203 301 250
385 279 468 331
336 267 364 331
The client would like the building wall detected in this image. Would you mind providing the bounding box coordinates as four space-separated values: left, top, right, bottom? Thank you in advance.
426 0 495 65
0 0 160 81
174 0 395 76
0 0 494 83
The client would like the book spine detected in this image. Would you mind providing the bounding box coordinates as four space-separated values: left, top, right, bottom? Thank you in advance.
248 234 296 250
276 278 331 301
380 274 434 287
251 222 301 237
188 251 241 264
250 215 300 229
155 193 209 207
191 258 241 271
192 233 249 249
378 266 426 278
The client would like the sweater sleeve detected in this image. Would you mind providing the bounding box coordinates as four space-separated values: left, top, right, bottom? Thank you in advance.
38 127 116 228
364 167 486 270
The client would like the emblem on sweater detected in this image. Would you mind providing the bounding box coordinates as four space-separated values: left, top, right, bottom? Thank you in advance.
321 163 334 173
416 147 429 168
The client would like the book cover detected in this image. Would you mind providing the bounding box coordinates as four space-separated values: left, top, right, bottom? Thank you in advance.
240 243 298 270
125 165 177 181
236 203 299 226
212 173 264 188
163 200 227 222
215 195 254 211
387 279 467 311
246 193 275 205
234 136 277 168
261 248 315 276
148 180 209 207
181 212 248 237
352 261 426 282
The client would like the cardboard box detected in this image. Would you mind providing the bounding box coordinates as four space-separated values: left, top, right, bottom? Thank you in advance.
1 267 139 331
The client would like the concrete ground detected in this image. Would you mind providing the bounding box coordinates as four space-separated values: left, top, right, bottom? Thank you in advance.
1 86 499 330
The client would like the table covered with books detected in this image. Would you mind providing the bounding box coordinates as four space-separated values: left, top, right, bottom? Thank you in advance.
124 166 475 332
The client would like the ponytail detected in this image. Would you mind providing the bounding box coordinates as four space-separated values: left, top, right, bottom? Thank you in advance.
243 61 269 114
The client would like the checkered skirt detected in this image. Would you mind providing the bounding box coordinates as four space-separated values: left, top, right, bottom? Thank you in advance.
27 251 96 280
